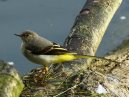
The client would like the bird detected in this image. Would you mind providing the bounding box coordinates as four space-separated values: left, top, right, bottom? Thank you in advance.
14 30 119 74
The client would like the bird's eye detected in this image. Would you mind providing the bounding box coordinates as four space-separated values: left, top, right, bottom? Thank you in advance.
24 34 29 37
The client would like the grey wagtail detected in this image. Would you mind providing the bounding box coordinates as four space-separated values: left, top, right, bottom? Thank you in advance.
14 30 119 73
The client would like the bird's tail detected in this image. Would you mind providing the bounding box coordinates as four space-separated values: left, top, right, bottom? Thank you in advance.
74 54 120 64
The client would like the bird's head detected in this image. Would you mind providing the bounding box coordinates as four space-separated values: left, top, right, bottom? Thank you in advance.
14 30 39 43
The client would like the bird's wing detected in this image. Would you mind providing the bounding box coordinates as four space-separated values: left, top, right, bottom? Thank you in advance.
25 42 75 55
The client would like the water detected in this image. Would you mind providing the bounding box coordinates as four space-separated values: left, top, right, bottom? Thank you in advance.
0 0 128 75
97 0 129 55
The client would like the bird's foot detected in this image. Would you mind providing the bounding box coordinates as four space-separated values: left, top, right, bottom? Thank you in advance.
33 67 49 85
42 66 49 74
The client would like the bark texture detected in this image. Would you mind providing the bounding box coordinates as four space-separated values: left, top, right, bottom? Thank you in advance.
63 0 122 74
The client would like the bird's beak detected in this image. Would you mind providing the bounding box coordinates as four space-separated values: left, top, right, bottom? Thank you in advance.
14 34 22 37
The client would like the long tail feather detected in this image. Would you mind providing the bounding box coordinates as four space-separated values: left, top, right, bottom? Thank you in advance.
74 54 120 64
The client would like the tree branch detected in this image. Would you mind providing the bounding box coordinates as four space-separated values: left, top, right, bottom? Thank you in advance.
63 0 122 74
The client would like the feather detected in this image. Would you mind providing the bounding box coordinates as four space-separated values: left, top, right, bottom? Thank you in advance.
25 42 74 55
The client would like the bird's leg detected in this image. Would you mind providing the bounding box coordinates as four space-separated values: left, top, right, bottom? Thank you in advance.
42 66 49 74
33 66 49 84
